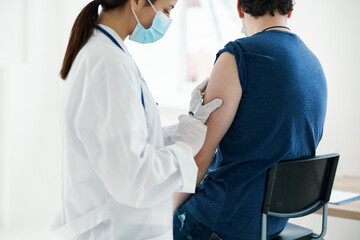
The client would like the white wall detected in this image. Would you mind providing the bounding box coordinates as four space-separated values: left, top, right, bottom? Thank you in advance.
0 0 64 227
289 0 360 177
0 65 4 227
0 0 88 230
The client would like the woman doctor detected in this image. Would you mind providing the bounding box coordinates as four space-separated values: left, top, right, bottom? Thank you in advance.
51 0 222 239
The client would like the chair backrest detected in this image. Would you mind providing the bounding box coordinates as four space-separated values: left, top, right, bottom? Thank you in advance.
262 154 339 218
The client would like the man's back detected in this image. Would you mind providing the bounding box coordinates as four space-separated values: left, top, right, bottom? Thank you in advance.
186 30 327 239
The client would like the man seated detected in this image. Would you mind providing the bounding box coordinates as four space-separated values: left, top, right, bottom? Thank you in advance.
173 0 327 239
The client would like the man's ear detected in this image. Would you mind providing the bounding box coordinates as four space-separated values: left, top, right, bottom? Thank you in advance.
287 10 293 18
237 0 244 18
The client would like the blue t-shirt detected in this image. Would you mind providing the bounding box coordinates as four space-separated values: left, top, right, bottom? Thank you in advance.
186 30 327 240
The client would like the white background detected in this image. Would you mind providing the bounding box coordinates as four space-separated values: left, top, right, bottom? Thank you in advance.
0 0 359 239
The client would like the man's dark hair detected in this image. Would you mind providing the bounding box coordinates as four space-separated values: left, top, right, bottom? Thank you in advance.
239 0 294 17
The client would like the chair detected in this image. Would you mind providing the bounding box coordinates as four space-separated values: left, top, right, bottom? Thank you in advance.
261 153 340 240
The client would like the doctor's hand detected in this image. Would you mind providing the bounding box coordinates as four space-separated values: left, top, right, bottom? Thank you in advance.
166 78 223 156
166 115 207 157
189 77 223 124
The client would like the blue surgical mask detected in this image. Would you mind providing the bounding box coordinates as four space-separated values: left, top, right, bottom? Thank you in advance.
130 0 172 44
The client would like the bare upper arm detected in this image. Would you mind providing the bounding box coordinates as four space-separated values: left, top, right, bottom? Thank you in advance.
194 52 242 179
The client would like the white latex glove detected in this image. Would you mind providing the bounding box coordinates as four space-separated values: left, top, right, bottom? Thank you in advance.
189 77 223 124
163 123 178 146
166 78 223 156
166 115 207 157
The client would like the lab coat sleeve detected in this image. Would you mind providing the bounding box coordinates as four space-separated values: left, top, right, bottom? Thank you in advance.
74 57 197 209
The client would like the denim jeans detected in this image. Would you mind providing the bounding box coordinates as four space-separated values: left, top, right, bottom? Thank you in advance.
173 204 283 240
173 204 223 240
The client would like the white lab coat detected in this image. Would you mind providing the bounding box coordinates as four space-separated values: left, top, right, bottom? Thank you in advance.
51 25 198 240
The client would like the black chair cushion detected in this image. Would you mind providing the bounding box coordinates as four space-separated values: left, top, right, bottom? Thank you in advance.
271 223 314 240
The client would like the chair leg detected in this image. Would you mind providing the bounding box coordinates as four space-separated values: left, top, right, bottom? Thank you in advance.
261 213 267 240
311 203 328 240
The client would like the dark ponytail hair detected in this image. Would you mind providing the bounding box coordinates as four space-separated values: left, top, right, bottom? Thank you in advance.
60 0 129 80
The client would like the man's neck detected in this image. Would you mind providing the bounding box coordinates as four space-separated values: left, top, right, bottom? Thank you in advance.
244 12 289 37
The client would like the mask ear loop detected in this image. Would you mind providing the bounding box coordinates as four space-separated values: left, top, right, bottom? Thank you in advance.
147 0 158 12
132 0 157 24
131 8 141 24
